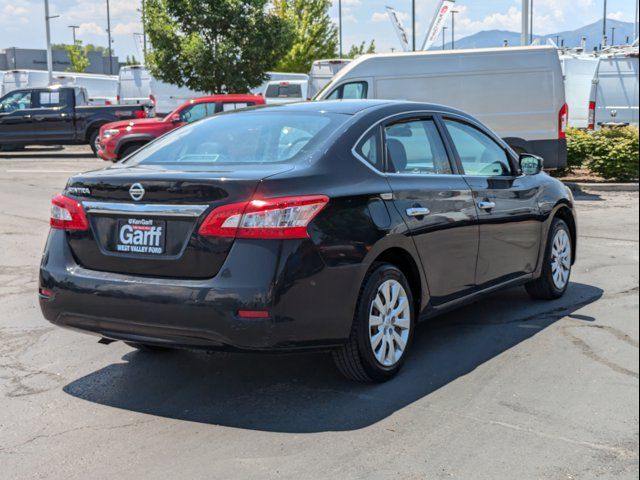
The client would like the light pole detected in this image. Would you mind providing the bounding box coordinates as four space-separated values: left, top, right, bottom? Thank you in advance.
442 26 448 50
137 0 147 61
106 0 113 74
610 26 616 45
451 10 458 50
412 0 416 51
521 0 530 46
338 0 343 58
529 0 534 44
44 0 60 85
602 0 607 47
68 25 79 44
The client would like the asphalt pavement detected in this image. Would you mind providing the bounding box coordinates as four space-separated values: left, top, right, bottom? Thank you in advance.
0 146 638 479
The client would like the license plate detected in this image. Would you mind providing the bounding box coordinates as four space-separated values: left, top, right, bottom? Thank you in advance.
115 218 166 255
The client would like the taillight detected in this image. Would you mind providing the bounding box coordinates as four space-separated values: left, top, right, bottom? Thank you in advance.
116 94 120 104
558 103 568 139
50 194 89 231
105 100 112 106
134 109 147 119
587 101 596 130
198 195 329 239
149 94 157 107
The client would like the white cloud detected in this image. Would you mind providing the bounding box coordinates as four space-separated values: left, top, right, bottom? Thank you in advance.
78 22 107 36
371 10 409 23
113 22 142 35
607 11 625 21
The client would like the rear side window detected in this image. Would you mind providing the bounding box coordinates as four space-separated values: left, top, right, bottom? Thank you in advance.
384 119 452 175
266 84 302 98
355 131 381 170
443 120 512 176
38 91 65 107
327 81 368 100
221 102 253 112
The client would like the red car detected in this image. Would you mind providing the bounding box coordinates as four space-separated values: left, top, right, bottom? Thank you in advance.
97 94 265 161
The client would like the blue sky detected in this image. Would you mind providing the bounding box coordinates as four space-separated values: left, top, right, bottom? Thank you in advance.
0 0 637 60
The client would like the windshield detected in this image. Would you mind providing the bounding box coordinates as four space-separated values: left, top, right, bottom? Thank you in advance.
124 110 348 167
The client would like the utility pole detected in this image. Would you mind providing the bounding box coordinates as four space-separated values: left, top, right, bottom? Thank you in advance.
106 0 113 74
602 0 607 47
521 0 530 46
338 0 343 58
44 0 59 85
141 0 147 59
451 10 458 50
610 26 616 45
412 0 416 51
635 0 638 41
529 0 534 44
442 26 448 50
68 25 79 44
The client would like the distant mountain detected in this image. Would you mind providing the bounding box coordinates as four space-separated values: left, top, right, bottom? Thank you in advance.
431 19 637 51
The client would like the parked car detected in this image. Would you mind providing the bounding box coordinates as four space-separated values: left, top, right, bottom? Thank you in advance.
263 79 308 105
39 100 577 382
118 65 206 116
316 46 568 169
250 71 309 95
2 69 119 105
98 94 265 161
308 59 351 99
560 53 600 128
0 86 149 153
588 49 639 130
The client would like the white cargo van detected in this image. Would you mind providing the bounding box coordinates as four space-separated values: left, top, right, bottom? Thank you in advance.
560 54 599 128
263 79 309 104
0 72 4 96
2 69 118 105
251 72 309 95
308 59 351 99
118 65 206 116
316 46 568 168
588 50 639 129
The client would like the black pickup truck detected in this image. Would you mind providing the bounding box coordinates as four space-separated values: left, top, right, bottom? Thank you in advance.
0 86 151 154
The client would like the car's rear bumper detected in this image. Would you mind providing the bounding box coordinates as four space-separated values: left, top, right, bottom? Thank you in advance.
39 229 362 351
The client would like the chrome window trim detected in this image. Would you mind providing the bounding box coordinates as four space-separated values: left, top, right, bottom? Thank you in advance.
82 201 209 218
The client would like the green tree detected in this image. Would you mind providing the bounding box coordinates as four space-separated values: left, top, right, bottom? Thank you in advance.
273 0 338 73
125 55 140 66
144 0 293 93
64 41 90 73
346 40 376 59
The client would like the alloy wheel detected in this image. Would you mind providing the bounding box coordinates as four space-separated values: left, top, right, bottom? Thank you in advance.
551 228 571 289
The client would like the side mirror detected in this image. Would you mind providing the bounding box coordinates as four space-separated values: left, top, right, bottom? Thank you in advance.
519 154 543 175
169 114 182 123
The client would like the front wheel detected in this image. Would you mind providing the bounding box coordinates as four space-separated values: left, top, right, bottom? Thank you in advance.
88 130 100 156
526 218 572 300
333 263 415 382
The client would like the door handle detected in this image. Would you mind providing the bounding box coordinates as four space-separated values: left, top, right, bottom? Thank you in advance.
477 201 496 211
406 207 431 217
23 114 32 119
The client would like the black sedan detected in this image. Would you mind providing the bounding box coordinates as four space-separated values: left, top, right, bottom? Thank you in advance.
39 100 577 382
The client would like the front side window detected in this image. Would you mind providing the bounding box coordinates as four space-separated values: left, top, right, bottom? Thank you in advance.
180 103 209 123
125 111 348 167
384 119 452 175
327 81 368 100
0 91 32 113
444 120 512 176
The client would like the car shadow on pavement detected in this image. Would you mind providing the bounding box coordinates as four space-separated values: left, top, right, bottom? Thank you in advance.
63 282 603 433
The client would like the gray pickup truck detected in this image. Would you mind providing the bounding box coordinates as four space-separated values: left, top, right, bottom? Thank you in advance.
0 86 151 154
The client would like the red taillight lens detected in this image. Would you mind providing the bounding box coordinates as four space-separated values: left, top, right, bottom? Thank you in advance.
134 109 146 119
587 101 596 130
105 100 112 106
558 103 568 139
198 195 329 239
50 194 89 231
116 94 120 103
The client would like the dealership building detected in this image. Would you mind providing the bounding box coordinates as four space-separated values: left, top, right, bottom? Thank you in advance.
0 47 119 74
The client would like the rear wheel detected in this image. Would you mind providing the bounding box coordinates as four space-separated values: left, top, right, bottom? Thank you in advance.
88 129 100 156
333 263 415 382
125 342 172 353
526 218 572 300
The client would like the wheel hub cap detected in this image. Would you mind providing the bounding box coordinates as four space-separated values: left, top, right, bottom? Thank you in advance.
368 279 411 367
551 229 571 289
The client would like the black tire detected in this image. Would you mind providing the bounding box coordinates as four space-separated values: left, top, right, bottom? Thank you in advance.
88 129 100 156
526 218 572 300
125 342 172 353
333 263 415 382
120 143 144 160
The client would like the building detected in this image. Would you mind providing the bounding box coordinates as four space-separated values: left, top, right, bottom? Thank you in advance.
0 47 119 75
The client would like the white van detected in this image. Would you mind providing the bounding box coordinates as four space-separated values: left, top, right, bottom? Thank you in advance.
588 49 639 130
316 46 568 168
263 79 309 104
251 72 309 95
560 54 599 128
0 72 4 96
2 69 118 105
118 65 206 116
308 59 351 99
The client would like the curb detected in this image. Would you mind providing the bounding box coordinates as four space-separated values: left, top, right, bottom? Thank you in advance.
563 182 639 193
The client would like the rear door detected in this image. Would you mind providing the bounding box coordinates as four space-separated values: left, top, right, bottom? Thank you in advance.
31 89 76 141
381 114 479 304
441 116 543 288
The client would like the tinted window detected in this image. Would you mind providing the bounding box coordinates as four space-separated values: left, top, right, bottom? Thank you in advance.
356 131 381 170
444 120 512 176
126 111 347 167
384 119 452 175
265 84 303 98
0 91 32 113
221 102 253 112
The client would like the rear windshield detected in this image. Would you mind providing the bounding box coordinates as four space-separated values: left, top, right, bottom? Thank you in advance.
266 84 303 98
124 110 348 166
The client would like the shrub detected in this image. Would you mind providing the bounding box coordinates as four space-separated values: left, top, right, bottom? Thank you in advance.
587 126 639 182
563 127 593 173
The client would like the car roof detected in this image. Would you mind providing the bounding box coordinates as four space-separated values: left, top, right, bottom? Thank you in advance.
265 99 472 117
190 94 263 103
